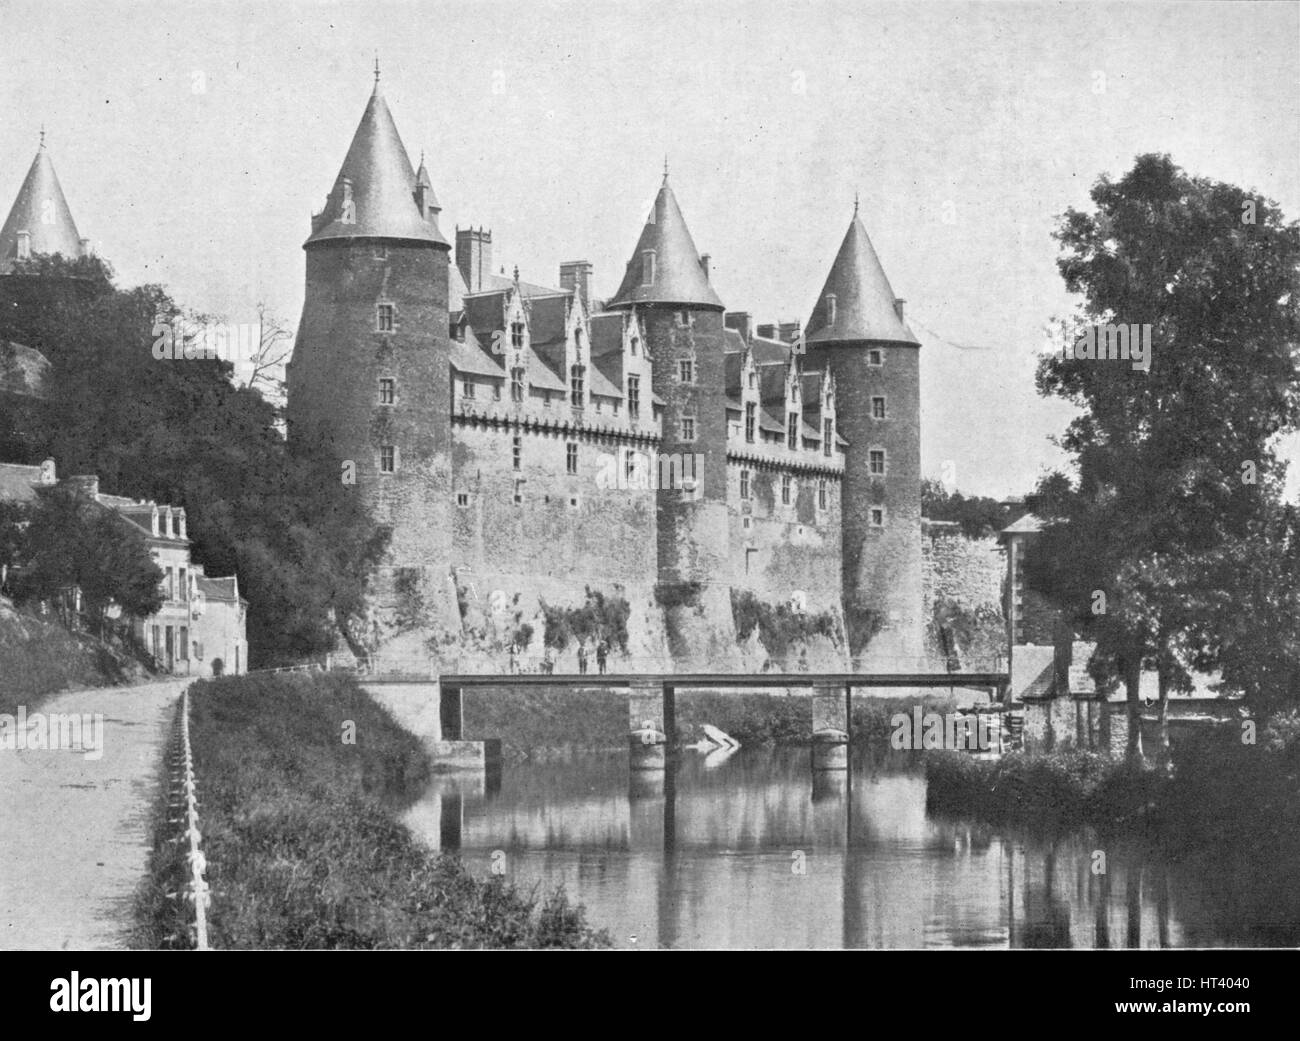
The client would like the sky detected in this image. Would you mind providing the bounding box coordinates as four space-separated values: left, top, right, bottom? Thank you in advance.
1 0 1297 498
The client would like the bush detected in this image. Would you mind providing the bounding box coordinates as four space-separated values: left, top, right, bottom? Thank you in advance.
540 587 630 651
730 590 839 661
654 580 702 611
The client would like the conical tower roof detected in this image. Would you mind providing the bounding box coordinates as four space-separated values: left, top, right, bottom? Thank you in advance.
0 136 85 272
805 210 916 345
306 75 447 248
608 169 723 310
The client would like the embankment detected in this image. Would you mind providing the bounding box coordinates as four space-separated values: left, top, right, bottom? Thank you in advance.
133 672 609 949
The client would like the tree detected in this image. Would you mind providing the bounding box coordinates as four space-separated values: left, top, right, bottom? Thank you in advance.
1028 154 1300 753
7 485 163 633
922 479 1015 537
0 255 389 665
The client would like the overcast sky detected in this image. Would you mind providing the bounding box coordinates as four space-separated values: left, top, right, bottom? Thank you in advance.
2 0 1297 498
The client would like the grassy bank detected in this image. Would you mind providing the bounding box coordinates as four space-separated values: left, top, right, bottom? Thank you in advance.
133 673 609 949
464 686 958 758
0 597 144 714
926 716 1300 856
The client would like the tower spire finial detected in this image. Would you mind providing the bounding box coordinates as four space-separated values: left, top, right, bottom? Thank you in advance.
374 52 380 87
853 190 859 218
39 124 45 149
663 155 669 184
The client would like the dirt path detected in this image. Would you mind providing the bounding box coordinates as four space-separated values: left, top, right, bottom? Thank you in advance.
0 679 188 950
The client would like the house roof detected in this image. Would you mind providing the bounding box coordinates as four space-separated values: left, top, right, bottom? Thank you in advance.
805 212 917 346
0 462 44 502
305 79 448 248
1001 512 1046 536
607 172 724 310
0 140 85 273
449 339 505 379
197 575 241 602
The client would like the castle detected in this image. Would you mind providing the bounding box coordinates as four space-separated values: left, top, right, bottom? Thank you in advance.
286 70 925 671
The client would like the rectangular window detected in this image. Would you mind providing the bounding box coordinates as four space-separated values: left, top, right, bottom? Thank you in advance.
627 376 640 418
824 418 834 456
679 359 694 383
380 445 396 473
379 377 395 404
818 478 828 510
871 396 886 419
512 433 522 471
510 368 524 403
680 416 696 442
179 626 189 660
511 321 525 349
787 413 799 450
164 567 174 601
456 493 469 508
493 382 502 401
781 474 792 505
566 442 578 475
624 449 637 483
513 481 523 505
179 568 187 602
740 469 750 500
377 303 394 332
745 402 756 443
570 365 585 407
869 450 885 475
463 379 475 399
870 507 885 527
868 348 883 366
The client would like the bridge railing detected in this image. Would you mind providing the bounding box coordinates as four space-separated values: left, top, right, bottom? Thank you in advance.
343 652 1008 679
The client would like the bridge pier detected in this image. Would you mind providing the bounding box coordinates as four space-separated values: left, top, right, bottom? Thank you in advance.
629 681 674 771
811 684 851 771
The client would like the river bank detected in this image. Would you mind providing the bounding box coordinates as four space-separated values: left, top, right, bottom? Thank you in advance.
132 673 609 949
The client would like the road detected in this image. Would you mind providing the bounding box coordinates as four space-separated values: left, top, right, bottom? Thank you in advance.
0 679 188 950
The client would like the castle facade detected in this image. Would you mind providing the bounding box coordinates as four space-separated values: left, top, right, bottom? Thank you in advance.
287 74 923 669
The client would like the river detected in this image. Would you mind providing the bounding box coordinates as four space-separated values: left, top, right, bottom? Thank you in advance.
400 746 1297 949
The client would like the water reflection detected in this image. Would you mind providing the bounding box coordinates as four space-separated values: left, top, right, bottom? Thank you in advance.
400 747 1293 949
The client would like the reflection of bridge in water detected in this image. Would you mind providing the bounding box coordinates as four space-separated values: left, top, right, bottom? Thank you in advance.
406 751 1179 949
362 668 1011 773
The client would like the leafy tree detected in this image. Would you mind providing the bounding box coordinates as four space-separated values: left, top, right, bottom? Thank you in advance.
1028 154 1300 752
0 255 389 665
7 485 163 631
922 479 1015 537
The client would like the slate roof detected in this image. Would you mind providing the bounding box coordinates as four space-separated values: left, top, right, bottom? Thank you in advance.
805 213 917 346
0 141 85 273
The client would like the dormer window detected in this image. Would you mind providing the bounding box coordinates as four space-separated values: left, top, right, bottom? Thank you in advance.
747 370 756 390
16 231 31 260
630 336 639 357
745 402 756 443
825 294 837 325
510 367 525 403
642 251 656 286
574 329 584 360
511 321 525 349
790 381 799 403
787 412 799 450
376 304 395 332
823 418 834 456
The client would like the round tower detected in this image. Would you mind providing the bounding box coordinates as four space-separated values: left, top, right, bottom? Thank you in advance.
804 206 923 667
607 167 730 628
287 71 454 651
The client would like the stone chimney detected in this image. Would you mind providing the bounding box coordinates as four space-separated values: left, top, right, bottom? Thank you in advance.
151 505 160 537
699 254 711 280
16 231 31 260
456 226 493 292
756 322 777 341
894 298 906 322
38 458 57 485
559 261 593 308
177 508 188 540
778 320 802 344
724 312 752 343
